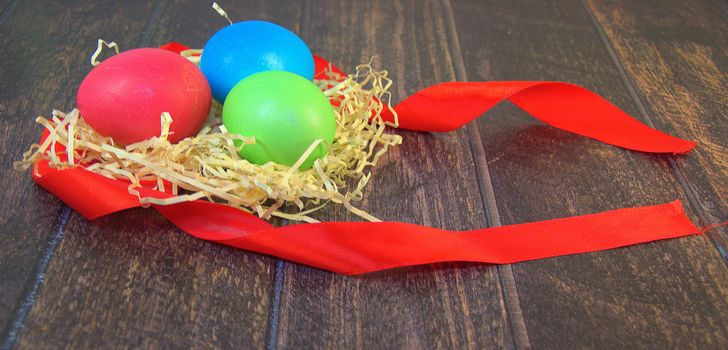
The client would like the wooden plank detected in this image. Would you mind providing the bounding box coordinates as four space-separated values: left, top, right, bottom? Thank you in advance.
273 1 515 349
12 1 304 348
450 0 728 348
585 0 728 252
0 0 158 343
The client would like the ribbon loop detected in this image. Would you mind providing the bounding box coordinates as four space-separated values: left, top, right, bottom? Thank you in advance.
383 81 695 154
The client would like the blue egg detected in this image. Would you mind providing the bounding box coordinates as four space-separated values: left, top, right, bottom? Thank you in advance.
200 20 315 102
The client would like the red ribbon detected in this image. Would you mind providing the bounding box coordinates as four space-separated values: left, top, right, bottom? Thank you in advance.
30 42 701 274
382 81 696 154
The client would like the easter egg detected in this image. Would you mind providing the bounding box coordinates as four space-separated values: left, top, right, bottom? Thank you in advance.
222 71 335 169
77 48 212 145
201 20 315 102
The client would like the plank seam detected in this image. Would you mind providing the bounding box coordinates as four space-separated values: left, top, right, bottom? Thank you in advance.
580 0 728 262
0 0 20 25
440 0 531 348
714 0 728 16
264 1 314 348
0 206 71 350
138 0 169 47
266 260 285 350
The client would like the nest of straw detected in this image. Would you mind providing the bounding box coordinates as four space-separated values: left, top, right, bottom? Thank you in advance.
16 50 402 223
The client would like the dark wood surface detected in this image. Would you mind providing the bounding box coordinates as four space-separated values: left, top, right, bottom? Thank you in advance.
1 1 725 349
452 1 728 348
0 0 158 345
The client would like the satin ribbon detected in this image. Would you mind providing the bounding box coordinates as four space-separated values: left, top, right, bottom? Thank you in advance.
30 42 701 274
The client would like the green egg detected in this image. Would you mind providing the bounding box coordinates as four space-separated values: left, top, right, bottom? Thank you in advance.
222 71 336 169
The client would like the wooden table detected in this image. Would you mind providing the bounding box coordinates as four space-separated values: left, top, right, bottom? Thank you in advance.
1 1 726 349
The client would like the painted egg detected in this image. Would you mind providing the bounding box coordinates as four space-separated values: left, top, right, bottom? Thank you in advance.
222 71 335 170
77 48 212 145
200 20 315 102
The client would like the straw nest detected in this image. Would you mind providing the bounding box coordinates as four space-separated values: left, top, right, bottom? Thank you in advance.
16 49 402 223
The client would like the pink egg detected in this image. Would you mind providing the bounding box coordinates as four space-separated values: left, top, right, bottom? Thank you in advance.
77 48 212 144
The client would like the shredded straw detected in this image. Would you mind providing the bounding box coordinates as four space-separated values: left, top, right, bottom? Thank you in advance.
16 48 402 223
90 39 119 66
212 2 233 25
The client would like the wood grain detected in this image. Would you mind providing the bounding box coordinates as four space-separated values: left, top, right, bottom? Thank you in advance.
11 1 304 349
0 0 158 342
450 0 728 348
273 1 515 349
2 0 726 349
585 0 728 252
